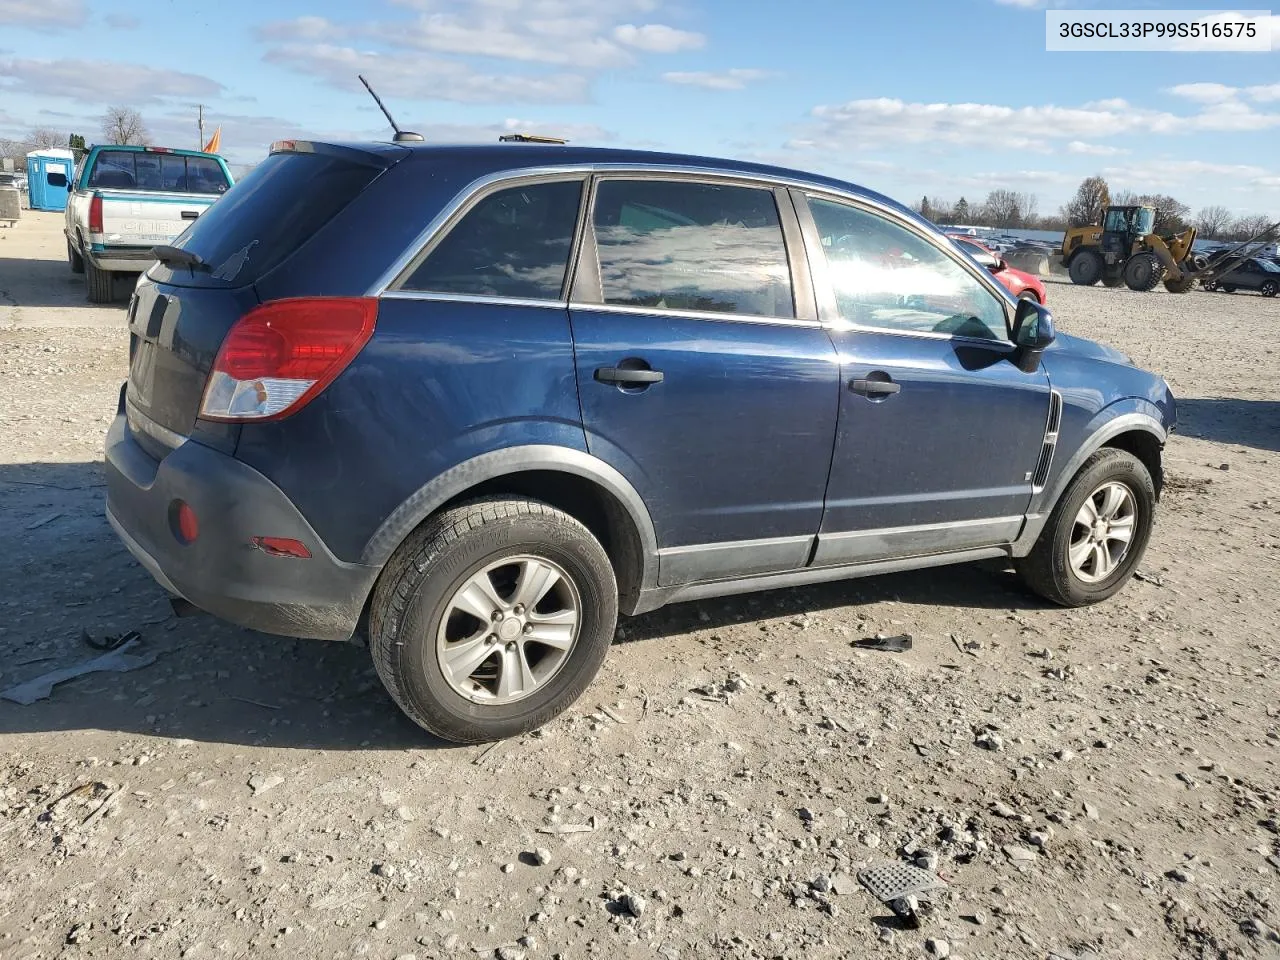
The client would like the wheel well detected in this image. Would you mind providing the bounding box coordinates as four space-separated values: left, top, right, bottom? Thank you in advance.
1104 431 1164 498
438 470 646 613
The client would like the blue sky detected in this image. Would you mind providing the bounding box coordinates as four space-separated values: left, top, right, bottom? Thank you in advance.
1 0 1276 216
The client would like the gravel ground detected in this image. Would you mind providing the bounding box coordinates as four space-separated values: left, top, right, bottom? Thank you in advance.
1 210 1278 960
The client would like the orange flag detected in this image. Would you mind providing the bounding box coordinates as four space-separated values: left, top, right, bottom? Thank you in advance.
203 126 222 153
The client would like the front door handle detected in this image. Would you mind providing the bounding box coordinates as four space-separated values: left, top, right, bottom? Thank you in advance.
849 377 900 397
595 367 664 385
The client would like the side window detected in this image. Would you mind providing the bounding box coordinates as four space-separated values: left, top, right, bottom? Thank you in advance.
186 156 231 194
87 151 137 189
590 179 794 318
160 154 189 191
401 179 583 300
806 196 1008 340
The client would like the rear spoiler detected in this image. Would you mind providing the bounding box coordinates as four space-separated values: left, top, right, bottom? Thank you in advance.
269 140 408 169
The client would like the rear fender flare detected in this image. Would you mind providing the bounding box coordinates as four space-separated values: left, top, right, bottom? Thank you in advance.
360 444 659 591
1013 405 1167 555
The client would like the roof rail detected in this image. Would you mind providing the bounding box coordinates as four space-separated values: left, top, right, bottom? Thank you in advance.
498 133 568 145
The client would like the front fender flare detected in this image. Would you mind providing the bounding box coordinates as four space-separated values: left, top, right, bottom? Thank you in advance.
1013 404 1167 556
359 444 660 593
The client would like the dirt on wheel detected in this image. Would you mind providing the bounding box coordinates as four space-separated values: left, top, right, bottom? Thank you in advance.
2 212 1278 960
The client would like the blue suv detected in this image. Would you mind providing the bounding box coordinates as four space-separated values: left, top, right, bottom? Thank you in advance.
106 142 1176 742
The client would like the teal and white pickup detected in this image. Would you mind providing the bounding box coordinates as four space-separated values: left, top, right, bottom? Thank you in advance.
65 144 233 302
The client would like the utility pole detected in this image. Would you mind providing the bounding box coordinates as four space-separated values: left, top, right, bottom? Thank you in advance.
197 104 205 150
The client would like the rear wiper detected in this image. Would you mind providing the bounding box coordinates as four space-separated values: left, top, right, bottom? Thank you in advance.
151 245 209 271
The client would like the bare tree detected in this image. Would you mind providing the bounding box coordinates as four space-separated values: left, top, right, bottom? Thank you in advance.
981 189 1039 229
1061 176 1110 227
26 128 67 151
1194 205 1233 240
100 106 150 146
1227 213 1277 241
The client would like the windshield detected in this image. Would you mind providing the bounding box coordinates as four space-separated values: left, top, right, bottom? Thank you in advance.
1133 207 1155 235
1257 259 1280 273
87 150 230 194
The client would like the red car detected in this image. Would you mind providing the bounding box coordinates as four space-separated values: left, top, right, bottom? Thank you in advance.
949 235 1047 304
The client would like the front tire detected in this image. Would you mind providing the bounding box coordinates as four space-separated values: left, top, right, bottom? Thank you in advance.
84 257 113 303
1261 280 1278 298
1123 252 1165 292
1016 448 1156 607
369 498 618 744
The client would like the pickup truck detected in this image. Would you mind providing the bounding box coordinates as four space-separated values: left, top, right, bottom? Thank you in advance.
65 144 233 302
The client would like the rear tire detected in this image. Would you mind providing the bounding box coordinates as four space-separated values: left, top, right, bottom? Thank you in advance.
1123 252 1165 292
1068 250 1103 286
369 498 619 744
67 238 84 274
1262 280 1278 298
1016 448 1156 607
84 258 114 303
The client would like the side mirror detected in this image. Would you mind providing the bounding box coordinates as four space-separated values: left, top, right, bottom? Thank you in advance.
1011 298 1055 373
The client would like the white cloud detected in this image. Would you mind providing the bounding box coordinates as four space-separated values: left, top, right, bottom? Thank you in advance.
263 43 589 104
257 16 339 42
801 96 1280 154
613 23 704 52
1170 81 1280 104
1168 82 1238 103
0 57 223 104
104 12 139 29
260 2 699 99
1067 141 1127 156
661 68 771 91
0 0 84 31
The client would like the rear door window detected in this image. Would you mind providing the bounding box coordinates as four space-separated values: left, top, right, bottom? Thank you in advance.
87 150 230 194
587 179 795 318
399 179 584 300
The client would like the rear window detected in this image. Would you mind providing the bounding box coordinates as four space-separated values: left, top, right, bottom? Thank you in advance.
165 151 381 285
87 150 230 194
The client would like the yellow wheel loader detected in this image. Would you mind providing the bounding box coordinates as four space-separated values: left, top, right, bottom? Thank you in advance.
1061 205 1206 293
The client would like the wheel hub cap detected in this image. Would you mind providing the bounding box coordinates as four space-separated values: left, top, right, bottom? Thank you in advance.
1068 481 1137 584
435 555 581 705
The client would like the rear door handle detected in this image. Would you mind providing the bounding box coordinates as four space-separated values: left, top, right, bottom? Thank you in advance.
850 377 900 397
595 367 664 385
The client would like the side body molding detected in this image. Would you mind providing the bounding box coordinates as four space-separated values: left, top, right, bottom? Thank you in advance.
360 445 661 604
1011 405 1167 556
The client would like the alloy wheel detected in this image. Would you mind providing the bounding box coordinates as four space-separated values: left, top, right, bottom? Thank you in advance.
435 555 581 704
1067 481 1137 583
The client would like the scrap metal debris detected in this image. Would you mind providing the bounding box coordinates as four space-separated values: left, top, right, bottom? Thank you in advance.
81 628 140 652
1 638 157 705
854 634 913 653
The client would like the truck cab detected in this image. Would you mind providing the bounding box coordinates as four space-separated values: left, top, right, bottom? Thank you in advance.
65 144 233 302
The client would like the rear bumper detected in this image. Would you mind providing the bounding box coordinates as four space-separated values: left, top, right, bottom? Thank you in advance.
104 391 378 641
89 246 158 272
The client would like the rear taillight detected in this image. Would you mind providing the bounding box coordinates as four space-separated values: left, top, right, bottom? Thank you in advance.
199 297 377 422
88 194 103 234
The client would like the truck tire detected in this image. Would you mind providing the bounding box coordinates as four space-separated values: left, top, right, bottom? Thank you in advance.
369 497 619 743
1016 448 1156 607
67 238 84 274
1068 250 1103 286
84 258 114 303
1123 252 1164 292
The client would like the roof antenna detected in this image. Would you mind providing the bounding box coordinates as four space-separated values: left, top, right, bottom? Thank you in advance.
358 74 424 143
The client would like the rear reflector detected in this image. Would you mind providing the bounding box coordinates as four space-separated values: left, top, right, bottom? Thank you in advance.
200 297 377 422
88 194 103 234
250 536 312 559
170 500 199 544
